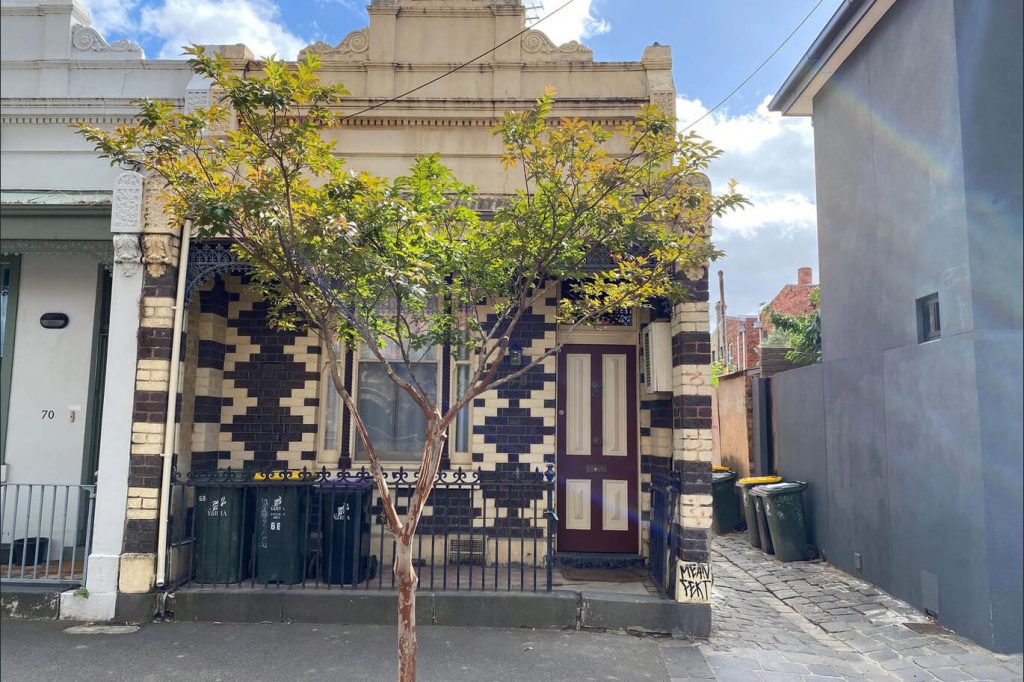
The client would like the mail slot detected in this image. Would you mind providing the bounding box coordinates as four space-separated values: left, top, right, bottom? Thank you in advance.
586 465 607 473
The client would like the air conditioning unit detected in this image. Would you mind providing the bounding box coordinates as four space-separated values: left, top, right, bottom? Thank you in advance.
641 321 672 394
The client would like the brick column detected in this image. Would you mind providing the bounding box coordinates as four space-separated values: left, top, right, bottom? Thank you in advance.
670 268 714 606
118 179 181 593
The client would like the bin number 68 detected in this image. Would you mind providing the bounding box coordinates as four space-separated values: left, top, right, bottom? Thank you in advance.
270 521 281 531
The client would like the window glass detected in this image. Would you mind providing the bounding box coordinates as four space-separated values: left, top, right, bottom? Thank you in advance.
454 364 471 453
355 353 436 461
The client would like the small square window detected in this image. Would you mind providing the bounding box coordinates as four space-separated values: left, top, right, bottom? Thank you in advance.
917 293 941 343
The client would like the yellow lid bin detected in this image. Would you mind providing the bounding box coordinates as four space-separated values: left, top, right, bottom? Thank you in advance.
712 465 732 472
738 475 783 485
736 475 783 550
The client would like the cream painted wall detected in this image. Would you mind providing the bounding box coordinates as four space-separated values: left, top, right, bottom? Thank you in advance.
4 253 100 480
1 253 100 551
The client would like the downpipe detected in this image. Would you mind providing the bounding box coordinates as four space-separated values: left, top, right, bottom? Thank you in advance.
155 221 192 589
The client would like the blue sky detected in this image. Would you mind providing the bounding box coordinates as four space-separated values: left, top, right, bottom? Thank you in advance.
83 0 843 320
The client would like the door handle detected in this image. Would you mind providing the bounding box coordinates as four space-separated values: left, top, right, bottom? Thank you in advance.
592 436 601 445
586 465 607 473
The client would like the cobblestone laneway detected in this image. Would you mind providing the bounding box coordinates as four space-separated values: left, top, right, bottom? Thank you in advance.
663 533 1024 681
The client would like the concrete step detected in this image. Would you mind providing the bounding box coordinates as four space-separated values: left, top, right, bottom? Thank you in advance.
139 588 709 637
553 552 646 570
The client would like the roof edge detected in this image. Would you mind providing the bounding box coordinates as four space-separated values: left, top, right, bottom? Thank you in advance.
770 0 881 116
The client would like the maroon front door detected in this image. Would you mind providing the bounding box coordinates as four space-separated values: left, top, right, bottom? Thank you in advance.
556 344 639 553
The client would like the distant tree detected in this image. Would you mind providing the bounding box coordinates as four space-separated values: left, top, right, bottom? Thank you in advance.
766 289 821 365
77 48 745 682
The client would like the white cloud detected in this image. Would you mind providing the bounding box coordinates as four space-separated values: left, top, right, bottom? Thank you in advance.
678 96 819 317
82 0 139 34
533 0 610 46
715 191 817 238
139 0 309 60
677 95 816 238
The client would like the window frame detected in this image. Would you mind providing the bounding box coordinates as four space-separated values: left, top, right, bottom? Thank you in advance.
448 343 475 464
916 293 941 343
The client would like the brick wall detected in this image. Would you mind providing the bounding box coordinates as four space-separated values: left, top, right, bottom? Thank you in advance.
670 267 714 604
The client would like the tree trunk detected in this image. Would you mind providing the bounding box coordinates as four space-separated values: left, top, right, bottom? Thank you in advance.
395 537 418 682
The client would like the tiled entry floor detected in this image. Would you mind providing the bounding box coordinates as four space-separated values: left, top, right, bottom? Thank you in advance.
672 532 1024 681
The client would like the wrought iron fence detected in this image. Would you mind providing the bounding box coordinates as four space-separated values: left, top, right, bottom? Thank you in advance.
0 483 96 586
648 468 680 598
166 465 556 593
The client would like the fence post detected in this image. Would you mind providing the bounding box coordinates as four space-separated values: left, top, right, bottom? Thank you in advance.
543 464 556 592
82 486 96 585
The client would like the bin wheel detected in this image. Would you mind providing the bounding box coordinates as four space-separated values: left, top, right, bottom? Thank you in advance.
804 545 820 561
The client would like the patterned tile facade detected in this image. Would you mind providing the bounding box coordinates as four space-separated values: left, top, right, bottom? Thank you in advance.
669 268 714 605
164 270 712 570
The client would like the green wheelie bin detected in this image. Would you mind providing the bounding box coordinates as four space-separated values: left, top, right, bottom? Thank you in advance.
319 479 378 585
194 485 250 583
751 492 774 555
711 470 743 534
736 476 782 548
254 485 309 584
751 481 815 562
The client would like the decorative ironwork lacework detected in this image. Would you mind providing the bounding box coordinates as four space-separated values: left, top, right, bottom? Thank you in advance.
184 241 252 306
560 278 633 326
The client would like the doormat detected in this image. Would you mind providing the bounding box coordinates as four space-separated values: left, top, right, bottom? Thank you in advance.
559 568 647 583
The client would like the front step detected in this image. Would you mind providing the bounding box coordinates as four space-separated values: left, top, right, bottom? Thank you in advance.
553 552 646 570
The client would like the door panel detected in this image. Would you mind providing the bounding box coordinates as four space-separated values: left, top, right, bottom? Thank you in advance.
601 354 627 456
602 479 630 531
556 344 638 553
565 479 592 530
565 353 591 456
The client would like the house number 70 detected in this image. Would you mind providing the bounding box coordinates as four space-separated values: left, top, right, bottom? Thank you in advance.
41 410 55 420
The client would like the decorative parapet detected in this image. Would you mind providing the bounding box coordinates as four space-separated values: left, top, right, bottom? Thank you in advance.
299 29 369 61
642 44 675 118
71 25 143 58
521 30 592 62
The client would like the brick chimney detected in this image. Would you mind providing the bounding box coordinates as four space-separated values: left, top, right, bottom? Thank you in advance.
797 267 813 285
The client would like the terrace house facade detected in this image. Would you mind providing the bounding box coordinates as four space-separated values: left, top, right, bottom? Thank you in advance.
2 0 717 631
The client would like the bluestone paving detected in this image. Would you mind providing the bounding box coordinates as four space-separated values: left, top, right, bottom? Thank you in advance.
0 531 1019 681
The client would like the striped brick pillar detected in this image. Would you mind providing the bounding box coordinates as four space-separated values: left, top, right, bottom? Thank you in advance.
670 268 714 606
118 179 182 594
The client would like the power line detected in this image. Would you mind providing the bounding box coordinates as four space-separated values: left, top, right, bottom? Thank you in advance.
339 0 578 122
679 0 824 133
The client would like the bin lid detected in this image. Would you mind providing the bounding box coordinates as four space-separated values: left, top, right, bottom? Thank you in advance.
737 476 783 487
712 471 737 483
712 465 732 473
751 481 807 496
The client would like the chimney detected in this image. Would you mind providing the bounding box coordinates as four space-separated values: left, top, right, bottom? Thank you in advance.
797 267 813 285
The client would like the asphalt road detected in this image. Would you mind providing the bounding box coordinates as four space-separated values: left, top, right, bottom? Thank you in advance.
0 620 670 682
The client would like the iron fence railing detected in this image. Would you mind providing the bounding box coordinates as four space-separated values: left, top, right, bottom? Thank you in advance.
166 465 556 593
648 468 680 598
0 483 96 586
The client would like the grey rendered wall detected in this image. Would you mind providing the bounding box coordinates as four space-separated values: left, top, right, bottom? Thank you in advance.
773 0 1024 653
952 0 1024 654
770 365 828 552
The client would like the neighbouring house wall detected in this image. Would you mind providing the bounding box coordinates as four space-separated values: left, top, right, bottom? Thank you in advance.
769 364 827 553
770 0 1023 653
758 346 799 378
952 0 1024 655
0 253 100 552
712 371 754 478
3 254 99 488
